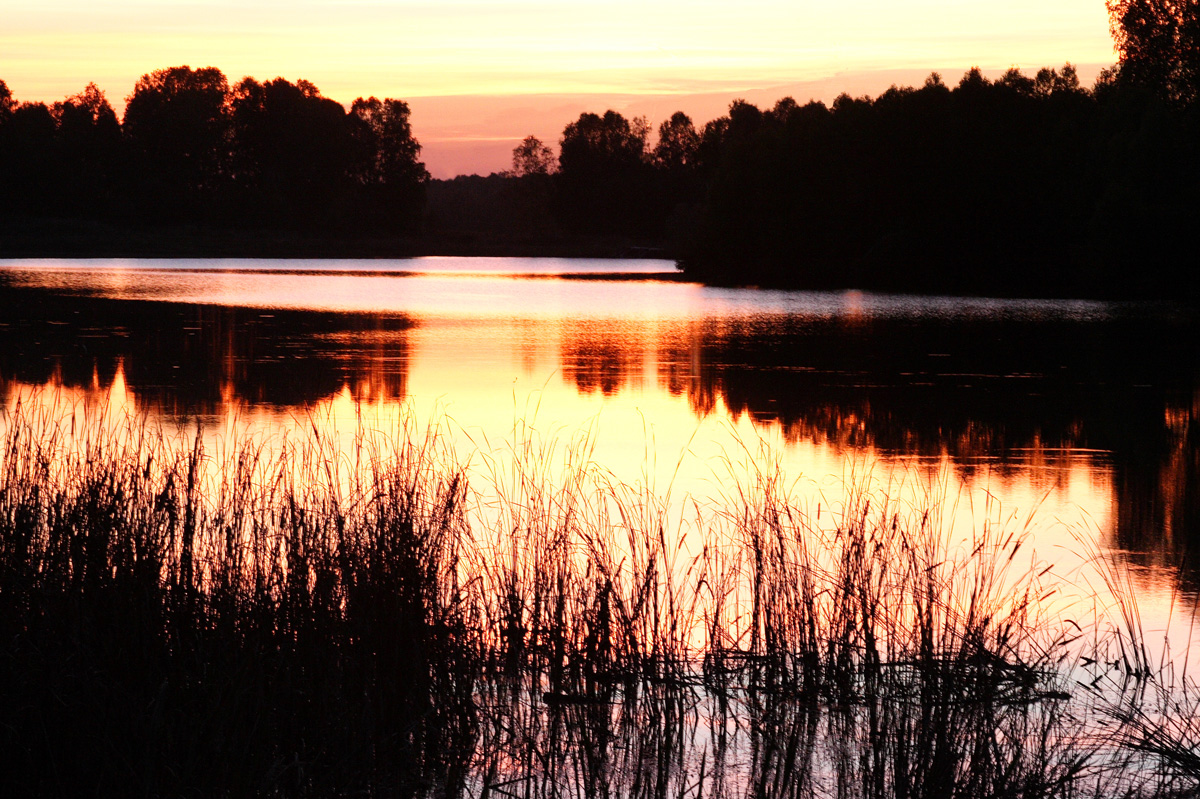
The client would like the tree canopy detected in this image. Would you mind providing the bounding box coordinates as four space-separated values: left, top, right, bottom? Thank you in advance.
0 65 428 234
1107 0 1200 104
556 110 661 235
123 66 233 217
509 135 555 177
2 55 1197 298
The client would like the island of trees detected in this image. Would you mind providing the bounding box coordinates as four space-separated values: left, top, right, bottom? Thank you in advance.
1 0 1197 298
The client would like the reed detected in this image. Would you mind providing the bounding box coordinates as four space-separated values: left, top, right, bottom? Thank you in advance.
0 397 1191 797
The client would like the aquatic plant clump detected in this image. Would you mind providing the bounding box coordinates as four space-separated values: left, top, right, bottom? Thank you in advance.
0 398 1193 797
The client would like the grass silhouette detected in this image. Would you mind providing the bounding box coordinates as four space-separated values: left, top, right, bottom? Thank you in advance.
0 395 1195 797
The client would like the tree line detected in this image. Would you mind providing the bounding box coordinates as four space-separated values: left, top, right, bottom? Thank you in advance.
673 65 1200 297
3 0 1198 296
0 66 427 234
439 1 1200 297
466 58 1195 298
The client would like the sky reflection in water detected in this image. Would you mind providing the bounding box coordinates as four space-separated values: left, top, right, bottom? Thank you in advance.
5 256 1120 320
1 257 1197 653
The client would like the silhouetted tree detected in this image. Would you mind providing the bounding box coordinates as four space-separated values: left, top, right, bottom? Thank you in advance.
230 77 359 227
677 66 1198 297
350 97 426 185
557 110 656 235
53 83 119 134
1034 64 1083 96
653 112 699 171
0 80 13 120
51 84 121 216
1 55 1196 293
693 116 730 174
559 110 647 171
726 99 766 143
1108 0 1200 103
0 80 17 207
349 96 428 233
651 112 704 253
1 101 57 214
123 66 232 220
0 67 435 242
509 135 555 176
998 67 1037 97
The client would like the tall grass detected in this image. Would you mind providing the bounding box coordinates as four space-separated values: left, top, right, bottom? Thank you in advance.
0 398 477 796
0 397 1192 797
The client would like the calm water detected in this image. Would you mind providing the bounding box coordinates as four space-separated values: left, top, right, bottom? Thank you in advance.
2 257 1198 640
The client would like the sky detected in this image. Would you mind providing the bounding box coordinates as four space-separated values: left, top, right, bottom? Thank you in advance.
4 0 1118 176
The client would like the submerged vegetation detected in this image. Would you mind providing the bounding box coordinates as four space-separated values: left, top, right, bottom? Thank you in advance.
0 398 1197 797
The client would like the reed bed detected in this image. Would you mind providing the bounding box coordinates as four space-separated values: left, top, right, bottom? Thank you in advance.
0 397 1193 797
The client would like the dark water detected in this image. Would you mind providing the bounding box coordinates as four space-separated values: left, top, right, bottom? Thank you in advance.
2 257 1198 614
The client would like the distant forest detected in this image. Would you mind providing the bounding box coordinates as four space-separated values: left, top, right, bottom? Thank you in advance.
0 69 426 237
1 0 1197 298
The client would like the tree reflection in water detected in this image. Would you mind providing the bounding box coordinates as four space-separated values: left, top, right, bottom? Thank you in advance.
2 281 1197 590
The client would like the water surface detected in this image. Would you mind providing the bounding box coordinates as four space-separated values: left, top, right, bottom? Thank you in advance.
2 256 1198 640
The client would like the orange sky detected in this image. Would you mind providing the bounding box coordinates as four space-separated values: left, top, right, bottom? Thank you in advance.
3 0 1116 176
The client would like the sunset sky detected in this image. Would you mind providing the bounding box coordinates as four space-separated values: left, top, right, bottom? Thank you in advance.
4 0 1117 176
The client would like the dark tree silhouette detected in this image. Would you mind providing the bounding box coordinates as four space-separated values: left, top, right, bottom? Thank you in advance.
997 67 1037 96
51 84 121 216
1035 64 1083 96
230 77 359 227
650 112 705 255
0 67 430 241
123 66 232 220
0 81 20 209
0 54 1196 291
559 111 647 172
509 135 555 177
556 110 657 235
1 101 57 214
678 66 1200 298
1108 0 1200 103
653 112 699 171
53 83 119 135
349 96 429 232
0 80 13 120
351 97 426 186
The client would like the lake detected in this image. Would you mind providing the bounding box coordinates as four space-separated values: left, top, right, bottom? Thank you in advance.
3 255 1199 793
3 257 1198 592
2 260 1196 620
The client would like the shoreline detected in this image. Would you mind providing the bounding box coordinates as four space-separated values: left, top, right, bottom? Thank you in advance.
4 217 1197 303
0 216 670 261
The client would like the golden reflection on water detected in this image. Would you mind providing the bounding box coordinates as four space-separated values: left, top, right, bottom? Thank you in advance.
9 368 1168 666
2 258 1198 661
